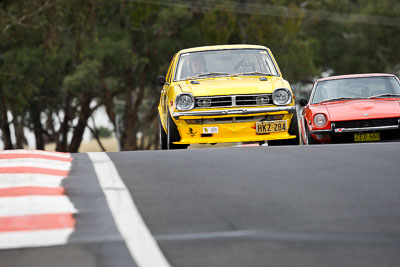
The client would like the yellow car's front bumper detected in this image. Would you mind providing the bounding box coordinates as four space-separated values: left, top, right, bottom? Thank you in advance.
172 106 297 144
173 106 296 119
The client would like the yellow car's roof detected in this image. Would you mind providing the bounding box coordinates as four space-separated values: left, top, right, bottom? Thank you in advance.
178 44 268 54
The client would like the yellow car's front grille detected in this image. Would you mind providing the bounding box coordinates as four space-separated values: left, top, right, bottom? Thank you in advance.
194 94 272 108
195 96 231 108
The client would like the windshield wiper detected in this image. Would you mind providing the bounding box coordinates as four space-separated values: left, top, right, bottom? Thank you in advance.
368 93 400 99
319 97 359 103
231 71 273 77
186 72 229 80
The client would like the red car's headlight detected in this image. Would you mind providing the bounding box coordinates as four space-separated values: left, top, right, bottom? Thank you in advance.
313 113 327 127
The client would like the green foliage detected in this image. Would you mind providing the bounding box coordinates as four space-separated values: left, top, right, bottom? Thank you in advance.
92 126 112 139
86 36 134 73
63 60 100 93
2 47 43 110
201 7 237 44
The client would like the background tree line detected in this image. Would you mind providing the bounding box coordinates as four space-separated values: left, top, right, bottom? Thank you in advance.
1 0 399 151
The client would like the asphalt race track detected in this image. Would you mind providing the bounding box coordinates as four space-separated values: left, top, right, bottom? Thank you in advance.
1 142 400 267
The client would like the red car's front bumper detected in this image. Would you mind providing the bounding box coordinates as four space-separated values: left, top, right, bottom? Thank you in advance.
309 118 400 143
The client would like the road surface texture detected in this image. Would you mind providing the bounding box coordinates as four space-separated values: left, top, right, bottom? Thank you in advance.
1 142 400 267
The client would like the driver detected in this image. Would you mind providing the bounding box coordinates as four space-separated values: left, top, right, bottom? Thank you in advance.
189 54 207 75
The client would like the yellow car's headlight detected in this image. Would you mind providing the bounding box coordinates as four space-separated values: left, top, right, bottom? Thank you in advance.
176 93 194 111
272 88 292 105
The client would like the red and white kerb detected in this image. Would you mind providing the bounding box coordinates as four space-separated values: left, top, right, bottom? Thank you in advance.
0 150 76 249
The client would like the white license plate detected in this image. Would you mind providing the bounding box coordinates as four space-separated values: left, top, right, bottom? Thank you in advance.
203 127 218 134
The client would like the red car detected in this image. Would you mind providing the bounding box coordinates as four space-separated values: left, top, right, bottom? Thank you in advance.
300 73 400 144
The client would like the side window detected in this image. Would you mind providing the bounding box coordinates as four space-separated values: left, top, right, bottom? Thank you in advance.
166 54 176 83
175 53 190 81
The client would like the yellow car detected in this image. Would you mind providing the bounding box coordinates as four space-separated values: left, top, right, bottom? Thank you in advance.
157 44 299 149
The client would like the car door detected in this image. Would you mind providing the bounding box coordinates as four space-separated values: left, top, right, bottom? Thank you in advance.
160 55 177 127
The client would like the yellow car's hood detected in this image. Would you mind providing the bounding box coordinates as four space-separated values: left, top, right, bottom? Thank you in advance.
178 77 286 96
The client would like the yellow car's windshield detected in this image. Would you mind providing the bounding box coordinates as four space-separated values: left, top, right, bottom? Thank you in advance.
174 49 279 81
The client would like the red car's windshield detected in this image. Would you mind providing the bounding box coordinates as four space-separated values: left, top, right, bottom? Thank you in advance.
311 76 400 104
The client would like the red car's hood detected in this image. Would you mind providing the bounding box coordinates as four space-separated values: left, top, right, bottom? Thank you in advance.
323 99 400 121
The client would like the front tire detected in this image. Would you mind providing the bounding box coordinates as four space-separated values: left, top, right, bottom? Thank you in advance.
305 123 318 145
158 114 167 150
167 111 188 150
268 111 300 146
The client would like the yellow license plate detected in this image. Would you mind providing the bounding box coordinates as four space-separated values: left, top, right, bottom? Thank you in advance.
256 121 287 134
354 132 380 142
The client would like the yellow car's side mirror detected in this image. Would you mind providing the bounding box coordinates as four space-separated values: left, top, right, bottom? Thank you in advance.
156 76 166 87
